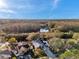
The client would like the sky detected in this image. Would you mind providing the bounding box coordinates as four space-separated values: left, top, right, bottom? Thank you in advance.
0 0 79 19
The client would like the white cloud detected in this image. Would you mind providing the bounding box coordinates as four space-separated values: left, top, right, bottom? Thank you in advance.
0 0 61 18
48 0 61 19
0 9 15 13
52 0 60 9
0 0 15 14
11 0 48 13
0 0 8 9
0 0 57 14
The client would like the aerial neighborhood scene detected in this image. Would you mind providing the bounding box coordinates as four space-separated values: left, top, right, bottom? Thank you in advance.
0 0 79 59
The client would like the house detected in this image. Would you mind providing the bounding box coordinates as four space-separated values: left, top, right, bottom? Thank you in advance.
40 25 49 32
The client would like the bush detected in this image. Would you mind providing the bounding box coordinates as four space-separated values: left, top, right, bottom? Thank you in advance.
34 48 46 58
48 22 55 29
48 38 65 51
61 32 73 39
8 37 17 43
66 39 77 45
72 33 79 39
59 49 79 59
27 33 39 40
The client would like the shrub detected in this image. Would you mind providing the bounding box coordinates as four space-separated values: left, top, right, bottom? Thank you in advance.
8 37 17 43
66 39 77 45
59 49 79 59
48 38 65 50
34 48 46 58
61 32 73 39
72 33 79 39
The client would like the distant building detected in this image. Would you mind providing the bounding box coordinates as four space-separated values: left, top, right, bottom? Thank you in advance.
40 25 49 32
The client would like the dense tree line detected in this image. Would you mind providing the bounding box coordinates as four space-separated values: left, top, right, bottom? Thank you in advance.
2 24 41 33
